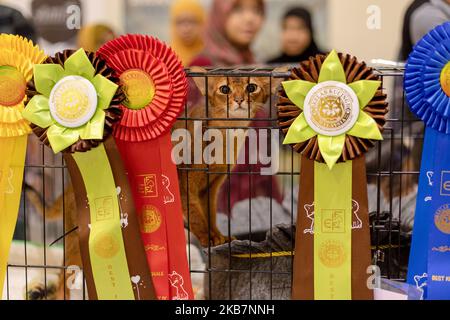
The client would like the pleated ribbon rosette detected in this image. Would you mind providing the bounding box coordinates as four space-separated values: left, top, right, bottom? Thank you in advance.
405 22 450 300
0 34 46 297
23 48 156 300
278 50 388 300
98 35 194 300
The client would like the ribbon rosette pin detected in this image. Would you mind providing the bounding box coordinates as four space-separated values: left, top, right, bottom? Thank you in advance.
23 48 118 153
281 50 383 169
98 34 194 300
278 50 388 300
0 34 46 298
23 48 155 300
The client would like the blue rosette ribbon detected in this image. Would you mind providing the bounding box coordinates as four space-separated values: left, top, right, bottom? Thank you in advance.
405 22 450 300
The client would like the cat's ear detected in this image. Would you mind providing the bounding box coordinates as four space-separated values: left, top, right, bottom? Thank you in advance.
190 66 208 96
270 66 290 95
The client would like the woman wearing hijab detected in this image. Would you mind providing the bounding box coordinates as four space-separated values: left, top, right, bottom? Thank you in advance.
268 7 323 64
189 0 283 221
170 0 206 67
190 0 265 67
77 24 116 52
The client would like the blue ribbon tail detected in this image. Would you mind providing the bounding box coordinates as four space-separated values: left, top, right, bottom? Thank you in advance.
408 128 450 299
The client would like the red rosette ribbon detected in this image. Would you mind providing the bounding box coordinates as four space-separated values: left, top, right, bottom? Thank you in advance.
98 35 193 300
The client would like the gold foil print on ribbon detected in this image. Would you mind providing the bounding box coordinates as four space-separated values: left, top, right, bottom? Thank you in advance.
93 230 121 259
434 204 450 235
318 240 347 268
120 69 155 110
140 205 162 234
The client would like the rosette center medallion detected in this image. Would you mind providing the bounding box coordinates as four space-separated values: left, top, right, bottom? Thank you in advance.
304 80 359 137
440 62 450 97
0 66 26 107
120 69 155 110
49 76 98 128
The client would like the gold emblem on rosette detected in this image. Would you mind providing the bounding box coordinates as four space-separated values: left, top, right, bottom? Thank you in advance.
139 205 162 234
441 62 450 97
93 231 120 259
120 69 155 110
435 204 450 235
318 240 347 268
304 82 359 137
0 66 27 107
49 76 98 128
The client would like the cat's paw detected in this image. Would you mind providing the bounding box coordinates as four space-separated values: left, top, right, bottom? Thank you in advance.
25 281 58 300
210 233 235 247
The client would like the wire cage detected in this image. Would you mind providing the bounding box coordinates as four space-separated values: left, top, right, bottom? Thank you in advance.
3 65 420 300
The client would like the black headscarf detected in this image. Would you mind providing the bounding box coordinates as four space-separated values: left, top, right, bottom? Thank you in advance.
268 7 323 64
399 0 429 61
0 5 36 42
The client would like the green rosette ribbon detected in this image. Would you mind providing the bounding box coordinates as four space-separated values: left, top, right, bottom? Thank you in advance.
278 50 388 300
23 48 135 300
282 50 382 169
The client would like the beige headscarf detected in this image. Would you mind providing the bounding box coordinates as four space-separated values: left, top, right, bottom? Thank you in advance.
170 0 206 66
77 24 116 52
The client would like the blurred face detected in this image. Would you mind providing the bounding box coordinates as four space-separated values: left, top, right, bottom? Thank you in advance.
174 12 203 46
224 0 264 48
282 16 312 56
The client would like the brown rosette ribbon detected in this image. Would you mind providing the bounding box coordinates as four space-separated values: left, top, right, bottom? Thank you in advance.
24 49 156 300
277 51 388 300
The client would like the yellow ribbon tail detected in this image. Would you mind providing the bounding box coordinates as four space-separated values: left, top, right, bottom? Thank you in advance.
314 161 352 300
73 143 135 300
0 135 27 297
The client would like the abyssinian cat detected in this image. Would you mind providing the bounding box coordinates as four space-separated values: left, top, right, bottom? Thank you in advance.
175 66 285 247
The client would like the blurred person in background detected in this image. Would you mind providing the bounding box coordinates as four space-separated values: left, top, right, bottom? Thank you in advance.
77 24 116 52
190 0 265 67
170 0 205 67
0 4 36 41
268 7 323 64
189 0 283 224
410 0 450 46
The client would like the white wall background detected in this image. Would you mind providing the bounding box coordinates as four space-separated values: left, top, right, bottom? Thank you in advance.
327 0 411 62
0 0 413 62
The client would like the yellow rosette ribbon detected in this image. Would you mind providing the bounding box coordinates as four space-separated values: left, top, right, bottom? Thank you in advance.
279 50 386 300
23 48 135 300
0 34 46 296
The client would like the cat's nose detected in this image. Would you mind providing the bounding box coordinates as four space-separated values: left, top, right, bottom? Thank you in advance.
234 97 244 105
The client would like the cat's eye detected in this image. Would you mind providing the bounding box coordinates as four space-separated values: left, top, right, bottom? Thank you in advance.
246 83 258 93
219 85 231 95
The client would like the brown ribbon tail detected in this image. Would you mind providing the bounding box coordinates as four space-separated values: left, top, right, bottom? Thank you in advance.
64 152 98 300
292 156 315 300
351 156 374 300
64 137 157 300
104 138 157 300
292 156 374 300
